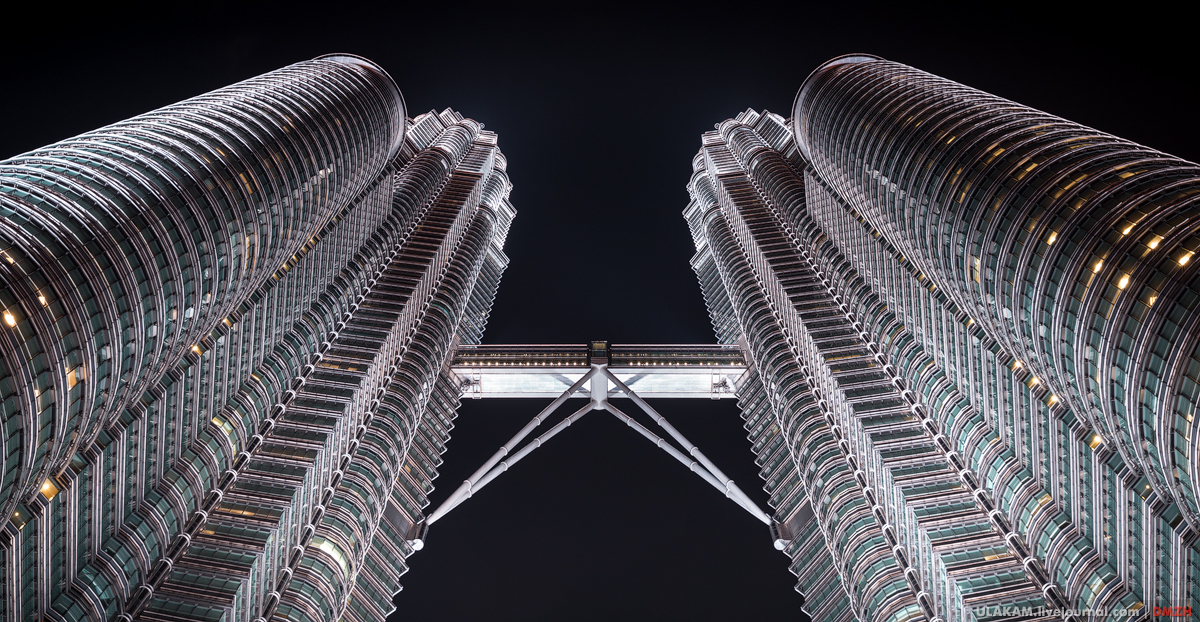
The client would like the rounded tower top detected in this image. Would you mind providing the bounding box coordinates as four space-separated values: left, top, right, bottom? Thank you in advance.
792 53 882 162
317 53 407 161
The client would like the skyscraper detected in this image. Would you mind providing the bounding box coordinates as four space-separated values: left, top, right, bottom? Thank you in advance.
0 55 514 622
6 48 1200 622
688 54 1200 620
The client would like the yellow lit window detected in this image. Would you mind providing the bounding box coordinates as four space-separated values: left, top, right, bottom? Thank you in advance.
66 365 85 390
41 478 61 500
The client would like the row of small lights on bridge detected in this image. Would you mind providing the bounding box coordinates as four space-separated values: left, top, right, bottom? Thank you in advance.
457 360 733 366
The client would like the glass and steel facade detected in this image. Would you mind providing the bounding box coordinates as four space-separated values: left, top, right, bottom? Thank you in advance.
8 48 1199 622
0 56 515 622
688 55 1200 620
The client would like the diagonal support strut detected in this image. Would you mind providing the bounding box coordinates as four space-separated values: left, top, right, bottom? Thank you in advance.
427 367 597 526
421 362 773 546
433 402 595 522
601 367 769 525
602 402 770 524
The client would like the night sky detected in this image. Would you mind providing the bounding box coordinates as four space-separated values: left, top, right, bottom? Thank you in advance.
3 5 1196 620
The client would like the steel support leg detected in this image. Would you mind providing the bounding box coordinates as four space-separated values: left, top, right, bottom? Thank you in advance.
427 368 596 525
603 402 770 524
602 367 770 524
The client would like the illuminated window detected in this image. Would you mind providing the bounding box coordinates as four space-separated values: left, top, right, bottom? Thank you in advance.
312 536 349 575
41 478 61 500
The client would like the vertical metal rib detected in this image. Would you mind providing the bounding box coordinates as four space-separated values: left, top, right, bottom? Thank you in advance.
0 56 405 522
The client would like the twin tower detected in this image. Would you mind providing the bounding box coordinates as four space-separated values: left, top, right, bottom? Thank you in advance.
1 53 1197 621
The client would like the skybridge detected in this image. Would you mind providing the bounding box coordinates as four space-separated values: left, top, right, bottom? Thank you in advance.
450 341 751 399
420 341 782 548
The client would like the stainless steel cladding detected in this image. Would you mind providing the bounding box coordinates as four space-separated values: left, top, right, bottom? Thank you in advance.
0 57 515 622
796 55 1200 526
688 54 1200 620
0 55 404 519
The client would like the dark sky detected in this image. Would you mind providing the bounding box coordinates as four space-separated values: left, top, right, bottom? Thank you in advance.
3 4 1195 621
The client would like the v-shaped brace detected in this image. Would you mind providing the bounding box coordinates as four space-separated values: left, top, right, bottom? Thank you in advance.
421 363 771 547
